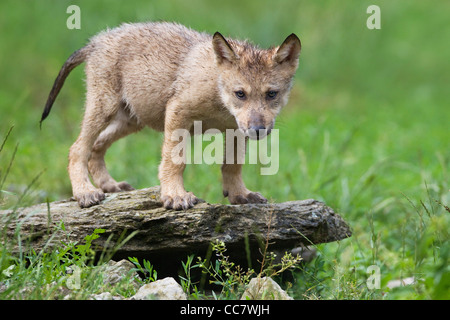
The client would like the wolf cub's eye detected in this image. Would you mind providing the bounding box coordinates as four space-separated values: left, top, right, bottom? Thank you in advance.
234 90 246 100
266 91 278 100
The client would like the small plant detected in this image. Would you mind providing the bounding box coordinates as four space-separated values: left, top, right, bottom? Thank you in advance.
129 257 157 284
59 227 106 264
194 240 255 299
179 205 304 299
181 238 302 300
179 254 204 299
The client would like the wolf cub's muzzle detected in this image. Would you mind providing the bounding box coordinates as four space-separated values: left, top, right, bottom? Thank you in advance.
247 126 272 140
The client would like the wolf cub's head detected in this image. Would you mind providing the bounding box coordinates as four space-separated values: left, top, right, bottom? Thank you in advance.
213 32 301 140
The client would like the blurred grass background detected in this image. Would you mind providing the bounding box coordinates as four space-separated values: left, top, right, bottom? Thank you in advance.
0 0 449 299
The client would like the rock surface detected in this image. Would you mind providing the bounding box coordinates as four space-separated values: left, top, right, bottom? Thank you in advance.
101 259 140 289
241 277 293 300
130 277 187 300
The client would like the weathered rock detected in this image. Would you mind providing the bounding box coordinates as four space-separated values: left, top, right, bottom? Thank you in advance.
102 259 140 289
89 292 114 300
0 187 351 276
241 277 293 300
130 277 187 300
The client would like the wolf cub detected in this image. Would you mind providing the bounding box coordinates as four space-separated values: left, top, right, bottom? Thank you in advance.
41 22 301 210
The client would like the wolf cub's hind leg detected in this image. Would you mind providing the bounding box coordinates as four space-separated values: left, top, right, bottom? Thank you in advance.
68 93 121 208
88 109 142 193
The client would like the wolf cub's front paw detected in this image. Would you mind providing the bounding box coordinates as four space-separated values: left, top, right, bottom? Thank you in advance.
225 191 268 205
75 189 105 208
161 191 199 210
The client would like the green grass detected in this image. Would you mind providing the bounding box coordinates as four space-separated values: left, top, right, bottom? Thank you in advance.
1 0 449 299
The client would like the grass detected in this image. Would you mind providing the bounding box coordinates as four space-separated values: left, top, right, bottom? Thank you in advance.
0 224 140 299
0 0 449 299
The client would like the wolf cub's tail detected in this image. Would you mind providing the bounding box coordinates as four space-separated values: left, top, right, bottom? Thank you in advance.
40 46 89 127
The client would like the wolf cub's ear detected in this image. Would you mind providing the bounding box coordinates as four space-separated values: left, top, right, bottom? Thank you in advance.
213 32 238 64
274 34 301 65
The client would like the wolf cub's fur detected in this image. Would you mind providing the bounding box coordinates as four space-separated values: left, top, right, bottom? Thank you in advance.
41 22 301 210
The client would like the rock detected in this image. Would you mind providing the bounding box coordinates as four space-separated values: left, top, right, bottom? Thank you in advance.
241 277 293 300
89 292 114 300
0 187 352 277
130 277 187 300
387 277 416 289
102 259 140 289
88 292 124 300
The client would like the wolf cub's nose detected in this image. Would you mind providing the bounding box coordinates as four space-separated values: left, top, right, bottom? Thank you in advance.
248 125 268 140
